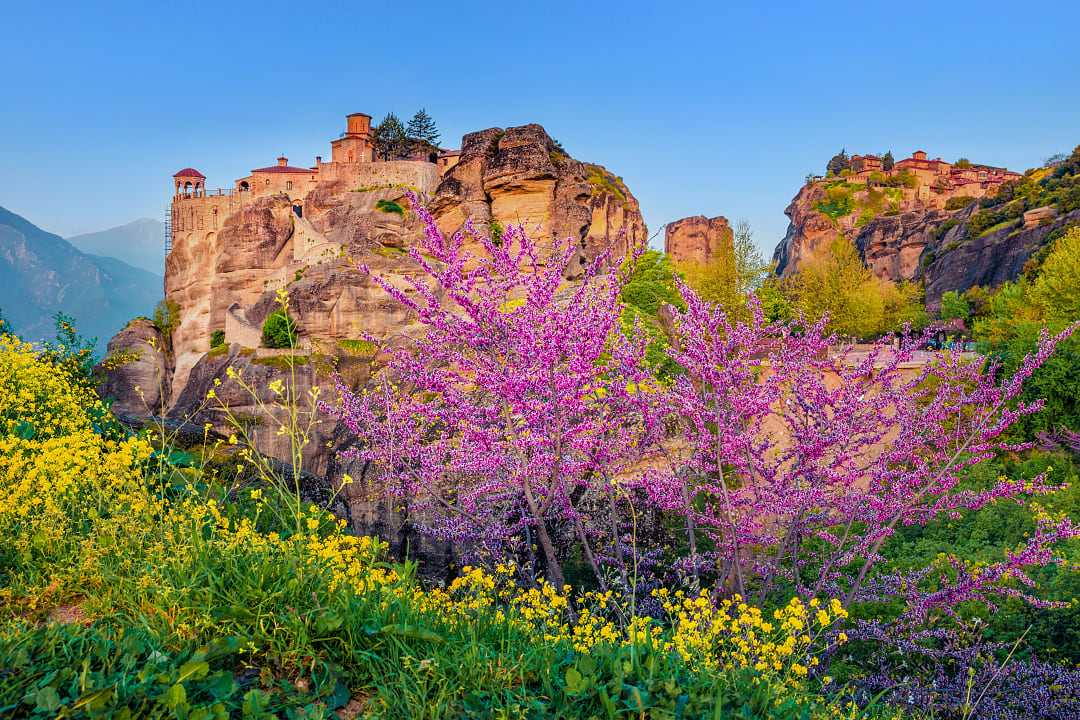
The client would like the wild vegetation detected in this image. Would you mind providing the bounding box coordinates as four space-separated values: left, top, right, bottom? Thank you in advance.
1 197 1078 718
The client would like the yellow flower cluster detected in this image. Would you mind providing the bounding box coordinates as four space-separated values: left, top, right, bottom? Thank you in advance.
0 335 96 439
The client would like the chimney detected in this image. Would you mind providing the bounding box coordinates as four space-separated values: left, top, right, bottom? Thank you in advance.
277 156 288 167
315 155 322 165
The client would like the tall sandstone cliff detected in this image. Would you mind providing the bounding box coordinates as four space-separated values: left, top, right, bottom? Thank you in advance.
100 123 646 545
772 167 1079 306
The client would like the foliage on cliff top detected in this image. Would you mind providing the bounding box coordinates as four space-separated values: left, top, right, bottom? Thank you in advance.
967 145 1080 236
585 164 629 205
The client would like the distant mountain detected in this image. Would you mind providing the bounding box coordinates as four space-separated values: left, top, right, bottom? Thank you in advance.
0 206 162 344
68 218 164 274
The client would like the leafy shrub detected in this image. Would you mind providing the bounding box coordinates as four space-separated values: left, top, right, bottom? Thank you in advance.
152 299 180 340
375 199 404 216
261 310 297 348
210 329 225 349
884 171 917 188
815 184 856 219
939 290 970 320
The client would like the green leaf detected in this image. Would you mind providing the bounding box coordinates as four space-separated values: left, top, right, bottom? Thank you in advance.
564 666 585 696
162 682 188 710
205 670 236 699
177 660 210 683
72 687 114 712
34 686 61 712
314 610 343 635
327 680 350 709
13 421 35 440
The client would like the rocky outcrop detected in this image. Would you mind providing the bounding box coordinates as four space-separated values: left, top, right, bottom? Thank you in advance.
771 171 1080 308
95 318 170 415
431 124 647 272
772 183 847 277
665 215 733 267
99 122 646 553
854 209 951 281
923 207 1080 306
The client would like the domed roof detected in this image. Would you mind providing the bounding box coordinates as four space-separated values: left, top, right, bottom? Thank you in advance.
173 168 206 178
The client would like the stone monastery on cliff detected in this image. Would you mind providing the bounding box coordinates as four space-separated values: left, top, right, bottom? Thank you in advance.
841 149 1022 203
168 113 460 254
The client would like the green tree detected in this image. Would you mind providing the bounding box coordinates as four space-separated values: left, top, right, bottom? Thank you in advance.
882 150 895 171
680 221 771 319
788 236 923 339
955 157 973 169
939 289 971 321
1030 226 1080 322
826 149 850 177
406 108 440 146
153 299 181 342
262 310 298 349
373 113 408 160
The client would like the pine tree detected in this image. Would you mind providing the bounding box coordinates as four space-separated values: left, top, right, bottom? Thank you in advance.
826 149 850 177
882 150 895 171
406 109 440 146
373 113 408 160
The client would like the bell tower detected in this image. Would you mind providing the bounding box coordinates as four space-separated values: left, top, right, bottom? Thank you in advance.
330 113 373 163
173 168 206 197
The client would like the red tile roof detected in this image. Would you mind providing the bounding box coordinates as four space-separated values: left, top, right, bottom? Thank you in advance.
173 168 206 178
250 165 314 174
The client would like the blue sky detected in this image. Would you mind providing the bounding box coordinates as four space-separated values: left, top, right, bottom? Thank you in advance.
2 1 1078 257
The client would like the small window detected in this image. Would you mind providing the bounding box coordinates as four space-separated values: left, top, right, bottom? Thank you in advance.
286 181 293 191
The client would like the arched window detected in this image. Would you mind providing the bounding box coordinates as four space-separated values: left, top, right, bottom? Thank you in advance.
239 181 249 192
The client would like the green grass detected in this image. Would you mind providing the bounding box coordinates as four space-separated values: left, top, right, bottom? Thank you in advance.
337 339 377 356
978 217 1021 237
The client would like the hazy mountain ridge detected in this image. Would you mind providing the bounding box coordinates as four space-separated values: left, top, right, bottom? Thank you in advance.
0 206 162 343
68 217 165 274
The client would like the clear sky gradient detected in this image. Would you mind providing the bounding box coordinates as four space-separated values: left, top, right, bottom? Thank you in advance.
3 1 1078 257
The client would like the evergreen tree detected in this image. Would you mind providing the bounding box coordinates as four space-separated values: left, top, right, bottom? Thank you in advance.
406 108 440 146
373 113 408 160
882 150 895 171
826 149 850 176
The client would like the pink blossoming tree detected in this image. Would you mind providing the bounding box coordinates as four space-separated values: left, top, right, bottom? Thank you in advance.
327 198 660 590
651 278 1078 617
330 197 1077 622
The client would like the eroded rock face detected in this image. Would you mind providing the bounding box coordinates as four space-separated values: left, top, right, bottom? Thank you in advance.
665 215 733 267
95 318 170 415
431 124 647 272
854 209 951 281
923 208 1080 306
